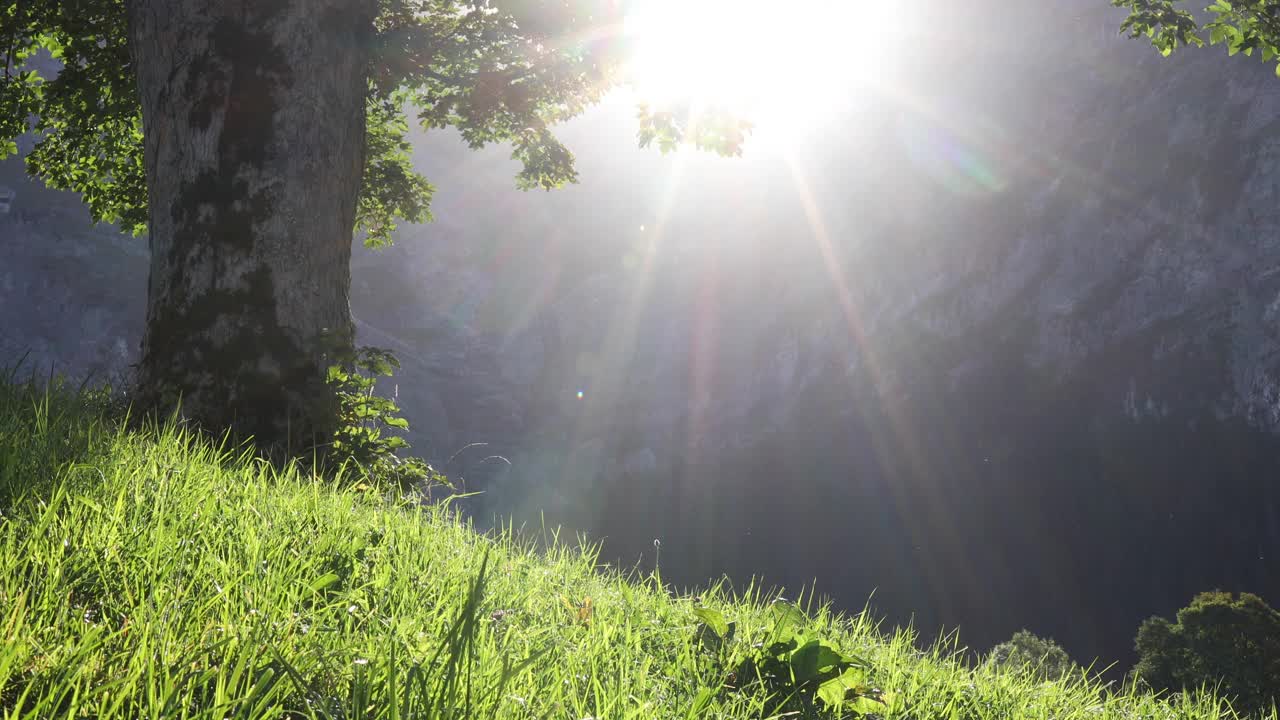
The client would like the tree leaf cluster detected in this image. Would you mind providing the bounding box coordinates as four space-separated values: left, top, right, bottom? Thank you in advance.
1114 0 1280 75
1 0 751 243
1134 591 1280 716
0 0 144 232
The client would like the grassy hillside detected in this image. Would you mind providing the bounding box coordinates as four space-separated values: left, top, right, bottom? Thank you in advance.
0 379 1260 719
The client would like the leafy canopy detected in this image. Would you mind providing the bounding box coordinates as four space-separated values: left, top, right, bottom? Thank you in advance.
0 0 749 243
1133 591 1280 715
1114 0 1280 73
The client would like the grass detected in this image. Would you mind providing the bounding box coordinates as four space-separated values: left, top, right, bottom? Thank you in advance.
0 377 1266 719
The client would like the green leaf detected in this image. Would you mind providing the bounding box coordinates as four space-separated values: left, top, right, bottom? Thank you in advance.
816 667 867 708
693 607 728 638
816 679 846 708
768 599 806 639
686 687 717 716
850 694 890 715
789 639 848 684
307 572 342 593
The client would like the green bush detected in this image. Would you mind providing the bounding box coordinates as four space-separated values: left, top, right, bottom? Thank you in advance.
1134 591 1280 716
324 345 444 491
985 629 1083 683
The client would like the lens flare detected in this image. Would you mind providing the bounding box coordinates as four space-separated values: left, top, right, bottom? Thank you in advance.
623 0 911 144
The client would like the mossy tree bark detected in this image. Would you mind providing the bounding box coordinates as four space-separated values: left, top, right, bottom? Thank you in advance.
125 0 376 453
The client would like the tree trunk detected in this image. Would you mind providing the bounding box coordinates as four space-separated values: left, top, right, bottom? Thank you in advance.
125 0 375 453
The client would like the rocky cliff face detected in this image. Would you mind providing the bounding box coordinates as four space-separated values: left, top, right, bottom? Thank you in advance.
3 1 1280 670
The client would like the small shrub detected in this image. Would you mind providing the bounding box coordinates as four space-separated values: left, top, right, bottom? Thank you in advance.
985 629 1083 683
324 345 445 491
694 600 893 717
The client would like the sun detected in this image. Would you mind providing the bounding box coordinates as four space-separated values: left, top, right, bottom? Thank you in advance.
623 0 909 143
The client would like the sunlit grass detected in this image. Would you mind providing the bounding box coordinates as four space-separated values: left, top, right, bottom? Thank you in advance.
0 377 1267 719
